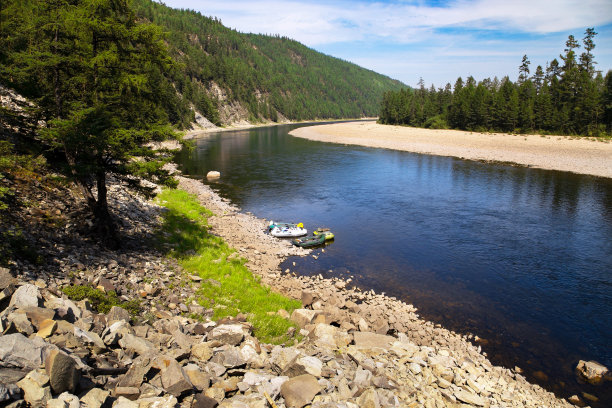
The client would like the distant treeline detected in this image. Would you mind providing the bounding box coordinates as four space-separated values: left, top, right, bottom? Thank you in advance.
380 29 612 136
132 0 405 124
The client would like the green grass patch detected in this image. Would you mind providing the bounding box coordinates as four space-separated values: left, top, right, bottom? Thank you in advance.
155 188 301 345
61 285 141 316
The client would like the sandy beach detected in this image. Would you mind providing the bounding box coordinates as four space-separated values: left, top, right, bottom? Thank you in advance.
290 121 612 179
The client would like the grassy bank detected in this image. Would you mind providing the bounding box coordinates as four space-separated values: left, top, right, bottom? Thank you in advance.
155 188 301 345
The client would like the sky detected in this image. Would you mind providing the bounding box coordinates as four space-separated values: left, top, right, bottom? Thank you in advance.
159 0 612 88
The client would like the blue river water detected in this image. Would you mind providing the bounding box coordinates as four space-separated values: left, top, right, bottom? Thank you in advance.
175 123 612 404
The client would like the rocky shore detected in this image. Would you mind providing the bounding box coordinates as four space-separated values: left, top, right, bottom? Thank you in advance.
0 169 603 407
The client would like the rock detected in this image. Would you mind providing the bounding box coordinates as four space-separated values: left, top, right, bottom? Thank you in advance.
0 333 56 370
114 386 140 400
270 347 301 373
576 360 608 385
194 392 219 408
353 367 373 388
353 331 394 349
309 323 351 349
106 306 130 324
208 324 246 346
50 392 80 408
136 395 178 408
16 369 51 408
279 374 321 408
192 342 214 361
9 284 41 309
96 277 115 293
454 389 486 406
0 382 21 403
45 297 81 321
45 349 80 394
7 311 34 334
217 347 246 368
80 388 110 408
23 307 55 329
357 387 380 408
118 334 154 355
184 365 211 391
206 171 221 179
290 309 317 328
158 356 193 396
36 319 57 338
113 396 139 408
203 386 224 402
301 291 315 306
568 394 586 407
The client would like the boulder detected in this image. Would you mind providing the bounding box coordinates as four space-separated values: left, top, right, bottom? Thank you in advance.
191 342 213 361
106 306 130 324
9 284 41 309
45 349 80 394
23 307 55 329
0 333 56 370
290 309 317 328
357 387 381 408
193 392 219 408
45 297 81 321
79 388 110 408
36 319 57 338
135 395 178 408
576 360 609 385
206 171 221 179
16 369 51 408
353 331 394 349
280 374 322 408
208 324 245 346
118 333 154 355
158 356 193 396
48 392 80 408
454 389 487 406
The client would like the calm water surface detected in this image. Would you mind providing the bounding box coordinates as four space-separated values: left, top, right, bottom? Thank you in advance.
176 124 612 404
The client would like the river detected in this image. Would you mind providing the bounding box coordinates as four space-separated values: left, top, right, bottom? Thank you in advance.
175 123 612 405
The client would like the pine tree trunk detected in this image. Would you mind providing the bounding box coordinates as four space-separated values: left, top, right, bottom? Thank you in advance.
93 170 120 249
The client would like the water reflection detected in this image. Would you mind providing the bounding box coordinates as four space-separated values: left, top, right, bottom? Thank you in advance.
176 124 612 406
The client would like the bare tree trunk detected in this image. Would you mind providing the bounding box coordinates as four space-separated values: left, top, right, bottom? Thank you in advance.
93 169 120 249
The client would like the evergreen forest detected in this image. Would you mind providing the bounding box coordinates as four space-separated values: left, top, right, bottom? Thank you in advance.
379 29 612 137
131 0 405 125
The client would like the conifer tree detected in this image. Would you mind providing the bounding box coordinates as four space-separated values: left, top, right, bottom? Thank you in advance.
1 0 179 247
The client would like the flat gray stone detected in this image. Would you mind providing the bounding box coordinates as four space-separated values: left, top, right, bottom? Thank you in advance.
454 389 487 406
208 324 245 346
9 284 41 309
0 333 56 370
353 331 395 349
79 388 110 408
118 334 154 355
280 374 321 408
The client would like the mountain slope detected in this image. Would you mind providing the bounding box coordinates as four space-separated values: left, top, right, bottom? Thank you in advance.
132 0 406 126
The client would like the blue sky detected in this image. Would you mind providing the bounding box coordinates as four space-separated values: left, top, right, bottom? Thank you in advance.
160 0 612 88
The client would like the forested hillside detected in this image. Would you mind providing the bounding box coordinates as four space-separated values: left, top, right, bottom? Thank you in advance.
132 0 405 125
379 29 612 137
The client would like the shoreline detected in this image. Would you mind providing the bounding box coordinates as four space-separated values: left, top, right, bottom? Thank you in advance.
171 167 580 407
289 121 612 179
183 117 377 140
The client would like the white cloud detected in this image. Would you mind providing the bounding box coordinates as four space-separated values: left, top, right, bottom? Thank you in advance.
166 0 612 46
160 0 612 85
